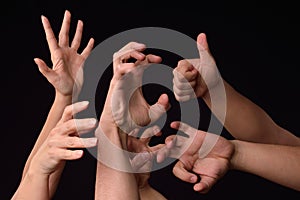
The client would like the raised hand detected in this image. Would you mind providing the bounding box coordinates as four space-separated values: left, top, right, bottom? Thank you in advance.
100 42 170 134
173 33 222 102
34 10 94 98
165 121 234 193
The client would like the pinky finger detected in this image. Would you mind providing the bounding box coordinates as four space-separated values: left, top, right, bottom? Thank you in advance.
81 38 95 59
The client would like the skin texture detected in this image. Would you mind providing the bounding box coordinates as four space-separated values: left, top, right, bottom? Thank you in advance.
95 42 169 200
165 121 300 192
15 10 94 199
173 33 300 146
12 101 98 200
169 32 300 193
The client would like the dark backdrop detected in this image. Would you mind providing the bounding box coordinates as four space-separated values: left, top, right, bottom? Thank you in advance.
1 1 300 199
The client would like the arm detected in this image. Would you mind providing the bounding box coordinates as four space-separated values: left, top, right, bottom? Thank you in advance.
22 10 94 197
12 101 98 200
231 140 300 191
173 33 300 145
167 121 300 193
95 42 169 199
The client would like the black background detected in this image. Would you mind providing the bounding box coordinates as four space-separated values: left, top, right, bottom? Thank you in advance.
1 1 300 199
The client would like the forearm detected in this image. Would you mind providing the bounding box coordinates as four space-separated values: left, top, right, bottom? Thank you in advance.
203 80 300 145
22 93 71 197
231 140 300 191
12 170 49 200
95 127 140 200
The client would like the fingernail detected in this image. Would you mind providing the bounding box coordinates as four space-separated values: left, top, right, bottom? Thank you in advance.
190 176 197 183
88 118 97 126
75 150 83 156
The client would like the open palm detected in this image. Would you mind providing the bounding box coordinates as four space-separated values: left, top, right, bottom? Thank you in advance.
34 10 94 98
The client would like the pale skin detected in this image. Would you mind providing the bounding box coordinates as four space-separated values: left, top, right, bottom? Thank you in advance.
12 101 98 200
95 42 170 200
173 33 300 146
165 121 300 193
20 10 94 198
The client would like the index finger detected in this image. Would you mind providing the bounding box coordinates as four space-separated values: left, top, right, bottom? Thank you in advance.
170 121 197 138
41 15 58 53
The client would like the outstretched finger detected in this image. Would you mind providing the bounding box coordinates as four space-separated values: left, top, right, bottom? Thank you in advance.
71 20 83 51
173 161 198 183
170 121 198 138
41 15 58 54
34 58 54 79
149 93 170 124
58 10 71 47
81 38 95 59
60 101 90 123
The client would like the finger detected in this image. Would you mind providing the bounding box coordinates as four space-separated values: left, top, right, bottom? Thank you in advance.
51 136 98 149
34 58 55 79
140 125 161 144
173 77 196 90
120 50 146 63
81 38 95 59
173 92 194 102
174 60 197 82
53 148 84 160
170 121 198 138
131 152 152 171
196 33 211 54
173 83 194 97
156 145 170 163
41 15 58 53
119 41 146 53
58 10 71 47
55 118 97 136
114 42 146 63
173 161 198 183
71 20 83 50
193 176 215 194
145 54 162 64
60 101 90 123
149 94 170 124
149 143 165 153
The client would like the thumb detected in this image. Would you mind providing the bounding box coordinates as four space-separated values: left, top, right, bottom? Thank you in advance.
34 58 55 81
196 33 210 54
148 93 170 124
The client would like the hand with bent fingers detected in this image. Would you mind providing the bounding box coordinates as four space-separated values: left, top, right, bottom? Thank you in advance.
165 121 234 193
100 42 170 135
34 10 94 98
31 101 98 175
173 33 222 102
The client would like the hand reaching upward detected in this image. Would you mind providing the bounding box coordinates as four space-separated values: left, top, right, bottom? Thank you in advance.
34 10 94 98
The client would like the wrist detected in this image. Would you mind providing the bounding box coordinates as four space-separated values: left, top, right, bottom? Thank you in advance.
229 140 243 171
54 92 72 104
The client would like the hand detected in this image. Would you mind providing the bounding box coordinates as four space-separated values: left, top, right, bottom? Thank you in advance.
165 121 234 193
100 42 170 134
34 10 94 98
173 33 222 102
127 126 165 189
30 101 98 175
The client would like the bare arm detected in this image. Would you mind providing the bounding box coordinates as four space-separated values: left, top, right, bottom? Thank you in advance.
173 33 300 146
21 10 94 197
204 80 300 145
231 140 300 191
